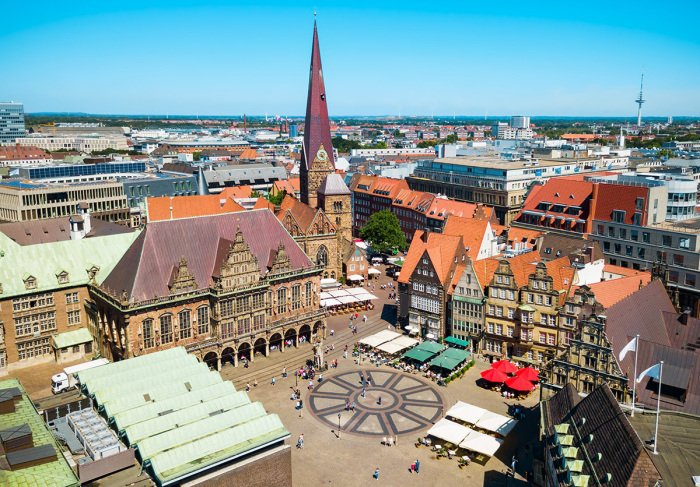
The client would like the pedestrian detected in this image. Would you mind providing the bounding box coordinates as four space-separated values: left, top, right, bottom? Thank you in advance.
378 395 382 405
362 388 366 398
308 380 313 390
283 367 287 378
394 435 398 446
363 315 367 322
330 329 334 336
254 379 258 387
271 377 276 385
352 402 356 411
387 436 393 447
246 383 250 392
410 461 415 473
319 373 323 383
298 434 304 449
374 468 379 480
344 351 348 359
345 344 348 351
296 400 300 409
415 460 420 474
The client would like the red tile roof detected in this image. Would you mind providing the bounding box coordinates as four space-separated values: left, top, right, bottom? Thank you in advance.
603 264 647 277
572 272 652 308
442 216 494 260
273 178 301 194
253 196 275 211
592 183 649 225
473 251 542 290
146 191 248 222
398 231 464 286
348 174 410 199
0 145 50 162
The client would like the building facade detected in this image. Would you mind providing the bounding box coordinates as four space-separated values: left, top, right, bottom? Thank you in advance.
0 144 50 167
0 102 26 143
90 211 327 369
449 263 485 346
11 135 128 152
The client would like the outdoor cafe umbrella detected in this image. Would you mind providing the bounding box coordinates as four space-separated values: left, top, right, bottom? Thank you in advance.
491 360 518 375
505 375 534 392
481 368 508 383
515 367 539 382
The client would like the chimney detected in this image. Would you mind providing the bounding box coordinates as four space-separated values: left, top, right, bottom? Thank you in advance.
681 310 690 325
421 231 429 244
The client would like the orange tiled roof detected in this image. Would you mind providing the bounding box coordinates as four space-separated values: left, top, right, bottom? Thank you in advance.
425 198 479 221
443 215 493 260
219 185 253 200
238 148 259 160
147 193 245 222
253 196 275 211
593 183 649 225
221 198 246 212
573 272 652 308
561 133 597 141
506 227 544 249
473 251 542 291
274 178 301 194
603 264 648 277
398 231 464 286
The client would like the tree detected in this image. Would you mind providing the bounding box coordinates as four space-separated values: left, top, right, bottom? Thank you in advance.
250 190 261 198
417 140 437 148
193 151 202 161
267 189 286 206
360 210 407 254
393 129 404 138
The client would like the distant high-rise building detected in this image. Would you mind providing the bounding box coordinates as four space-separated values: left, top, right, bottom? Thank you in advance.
667 115 673 125
510 116 530 129
0 102 26 143
289 123 298 138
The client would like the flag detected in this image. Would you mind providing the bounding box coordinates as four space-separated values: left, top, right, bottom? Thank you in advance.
636 363 661 384
618 336 638 361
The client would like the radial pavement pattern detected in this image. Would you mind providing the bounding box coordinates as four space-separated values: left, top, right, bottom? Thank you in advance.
308 369 447 437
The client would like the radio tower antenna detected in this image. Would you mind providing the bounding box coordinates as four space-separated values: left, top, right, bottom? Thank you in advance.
635 69 646 127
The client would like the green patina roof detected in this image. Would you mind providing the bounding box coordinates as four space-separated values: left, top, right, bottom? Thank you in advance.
0 230 140 298
429 347 471 370
555 423 570 434
0 379 81 487
402 348 436 363
52 328 92 349
414 341 446 354
518 304 537 312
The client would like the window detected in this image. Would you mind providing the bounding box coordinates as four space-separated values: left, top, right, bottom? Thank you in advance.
612 210 625 223
413 282 418 291
549 315 556 326
65 292 79 304
643 232 650 243
507 326 514 337
545 296 552 306
536 295 543 305
495 324 503 335
197 307 209 334
84 341 92 354
236 296 250 314
508 308 514 319
539 332 546 344
619 228 627 239
636 197 645 211
603 241 610 252
564 331 572 346
540 314 547 325
305 282 312 307
527 293 534 303
253 314 265 331
625 245 633 256
143 319 154 348
674 254 684 266
631 230 638 241
488 322 494 333
508 290 515 300
237 318 251 336
608 227 615 237
490 288 497 297
291 285 301 310
14 312 56 337
614 243 621 254
547 333 556 345
499 289 506 299
67 310 81 325
686 274 696 287
419 283 425 292
179 310 191 339
637 247 645 259
533 281 539 290
488 305 495 315
496 306 503 317
633 213 642 225
277 288 287 314
597 225 604 235
679 238 690 250
160 314 173 344
662 235 672 247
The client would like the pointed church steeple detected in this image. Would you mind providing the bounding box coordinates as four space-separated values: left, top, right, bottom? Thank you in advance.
300 20 336 209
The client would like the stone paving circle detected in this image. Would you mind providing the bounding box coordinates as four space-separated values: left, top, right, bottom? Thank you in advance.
308 369 447 437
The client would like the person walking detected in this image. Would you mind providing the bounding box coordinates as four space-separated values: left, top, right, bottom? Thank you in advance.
374 468 379 480
351 401 356 412
344 350 348 359
298 434 304 449
254 379 258 387
415 460 420 474
282 367 287 378
394 435 398 447
271 377 276 385
362 388 366 398
378 395 382 406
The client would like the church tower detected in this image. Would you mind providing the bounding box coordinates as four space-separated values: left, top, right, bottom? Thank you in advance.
300 20 336 210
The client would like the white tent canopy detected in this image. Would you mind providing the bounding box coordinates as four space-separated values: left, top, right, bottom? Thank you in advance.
347 275 364 281
320 278 340 289
389 335 418 349
376 341 408 355
404 324 420 335
446 401 487 425
355 293 377 301
328 289 350 298
319 292 333 300
337 296 359 304
474 410 518 436
459 430 504 457
320 298 342 307
426 418 472 446
368 268 381 275
345 288 369 296
372 330 401 342
359 335 391 348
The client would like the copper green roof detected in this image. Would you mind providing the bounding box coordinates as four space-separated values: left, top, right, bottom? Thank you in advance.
0 379 80 487
0 230 140 298
51 328 92 349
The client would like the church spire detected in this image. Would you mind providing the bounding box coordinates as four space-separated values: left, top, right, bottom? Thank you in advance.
300 20 336 208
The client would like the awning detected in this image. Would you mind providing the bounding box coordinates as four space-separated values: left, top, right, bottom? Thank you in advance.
446 401 487 425
320 278 340 288
404 324 420 335
52 328 93 350
319 292 333 300
459 430 504 457
389 335 419 349
373 330 401 342
355 293 377 301
320 298 342 307
347 275 364 281
414 341 447 355
426 418 472 446
368 268 381 275
517 304 536 312
336 296 359 304
328 289 351 297
402 348 436 363
376 341 409 355
444 336 470 348
474 410 518 436
429 354 462 370
359 335 391 348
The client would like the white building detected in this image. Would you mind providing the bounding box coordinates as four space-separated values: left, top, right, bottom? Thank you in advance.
7 135 128 152
510 116 530 129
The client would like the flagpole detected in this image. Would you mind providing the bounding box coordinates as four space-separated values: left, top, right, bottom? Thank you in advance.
632 334 639 417
653 361 663 455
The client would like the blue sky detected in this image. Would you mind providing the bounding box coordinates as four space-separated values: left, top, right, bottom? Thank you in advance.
2 1 699 117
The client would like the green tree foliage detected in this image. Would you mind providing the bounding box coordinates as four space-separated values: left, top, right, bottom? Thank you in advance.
417 140 437 148
360 210 407 253
393 129 404 138
91 148 141 156
193 151 202 161
267 189 286 206
250 190 261 198
332 137 362 153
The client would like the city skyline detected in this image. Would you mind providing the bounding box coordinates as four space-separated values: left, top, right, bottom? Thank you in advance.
2 1 700 116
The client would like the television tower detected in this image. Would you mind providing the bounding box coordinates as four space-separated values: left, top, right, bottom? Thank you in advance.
635 69 645 127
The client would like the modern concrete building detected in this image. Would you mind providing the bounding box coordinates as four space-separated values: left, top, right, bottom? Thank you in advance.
0 144 51 167
0 102 26 143
9 134 128 152
510 116 530 129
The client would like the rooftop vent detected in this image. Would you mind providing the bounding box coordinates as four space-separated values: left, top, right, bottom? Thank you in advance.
578 417 586 427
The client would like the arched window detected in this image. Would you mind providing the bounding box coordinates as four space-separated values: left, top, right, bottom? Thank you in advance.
160 314 173 345
196 306 209 335
142 319 154 349
305 281 313 307
178 309 191 339
316 245 328 267
277 287 287 314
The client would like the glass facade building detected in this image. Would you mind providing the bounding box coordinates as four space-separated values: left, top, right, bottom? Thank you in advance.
19 162 147 180
0 102 26 143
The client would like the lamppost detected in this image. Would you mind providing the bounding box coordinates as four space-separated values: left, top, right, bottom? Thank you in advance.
338 413 341 439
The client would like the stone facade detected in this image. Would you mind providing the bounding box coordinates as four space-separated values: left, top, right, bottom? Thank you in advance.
449 264 485 346
0 285 96 373
318 191 352 244
300 148 334 210
540 314 630 403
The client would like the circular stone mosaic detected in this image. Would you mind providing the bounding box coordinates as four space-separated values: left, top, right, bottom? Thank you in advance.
307 369 447 437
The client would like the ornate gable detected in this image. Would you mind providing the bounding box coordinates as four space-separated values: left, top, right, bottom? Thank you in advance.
217 228 260 290
310 208 336 235
270 243 292 274
169 256 198 294
282 211 304 237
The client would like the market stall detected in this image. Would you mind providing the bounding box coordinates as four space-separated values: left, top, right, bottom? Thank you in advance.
458 430 504 457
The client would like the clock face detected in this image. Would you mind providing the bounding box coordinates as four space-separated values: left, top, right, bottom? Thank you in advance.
317 149 328 161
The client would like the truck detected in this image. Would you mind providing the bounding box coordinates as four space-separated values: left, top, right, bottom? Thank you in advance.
51 358 109 394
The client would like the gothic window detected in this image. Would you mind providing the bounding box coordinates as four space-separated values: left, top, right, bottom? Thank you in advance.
291 285 301 310
197 306 210 335
179 309 191 339
317 245 329 267
305 282 313 307
160 314 173 345
143 319 154 348
277 288 287 314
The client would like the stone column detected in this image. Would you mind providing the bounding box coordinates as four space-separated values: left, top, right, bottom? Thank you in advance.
281 337 285 353
265 341 269 357
216 356 221 371
233 351 238 368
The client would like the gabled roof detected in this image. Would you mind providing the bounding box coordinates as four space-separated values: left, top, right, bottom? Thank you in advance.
519 179 594 218
572 272 651 308
0 217 133 245
542 382 661 487
398 231 464 286
348 174 409 198
504 226 544 249
593 183 649 225
277 194 333 234
473 251 542 290
0 145 50 161
146 193 246 222
317 173 351 195
442 215 493 260
238 148 259 160
253 196 275 211
101 210 313 303
273 178 301 194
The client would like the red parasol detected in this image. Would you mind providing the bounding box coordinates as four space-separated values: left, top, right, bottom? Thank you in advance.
515 367 540 382
505 375 534 392
481 368 509 383
491 359 518 375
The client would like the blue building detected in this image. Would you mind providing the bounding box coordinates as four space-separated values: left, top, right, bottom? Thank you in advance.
0 102 26 143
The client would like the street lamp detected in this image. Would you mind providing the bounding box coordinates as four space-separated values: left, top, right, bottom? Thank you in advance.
338 413 341 439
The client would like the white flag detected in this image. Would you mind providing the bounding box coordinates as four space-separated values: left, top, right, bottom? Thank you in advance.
618 336 638 361
636 363 661 384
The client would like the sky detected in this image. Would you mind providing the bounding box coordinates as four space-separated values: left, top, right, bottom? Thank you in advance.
1 1 700 117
